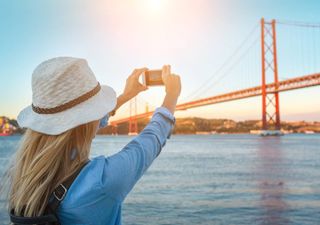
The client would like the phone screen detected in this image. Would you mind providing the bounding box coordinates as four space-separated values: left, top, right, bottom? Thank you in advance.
144 70 164 86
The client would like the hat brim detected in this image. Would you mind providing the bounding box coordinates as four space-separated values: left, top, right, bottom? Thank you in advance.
17 85 117 135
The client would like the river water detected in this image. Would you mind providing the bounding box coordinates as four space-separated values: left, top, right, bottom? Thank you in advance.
0 134 319 224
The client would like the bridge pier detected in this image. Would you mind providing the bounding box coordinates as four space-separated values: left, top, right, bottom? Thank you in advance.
261 18 282 134
128 118 138 135
111 125 118 135
128 97 138 135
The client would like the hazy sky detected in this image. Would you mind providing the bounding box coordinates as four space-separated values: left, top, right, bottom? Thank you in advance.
1 0 320 121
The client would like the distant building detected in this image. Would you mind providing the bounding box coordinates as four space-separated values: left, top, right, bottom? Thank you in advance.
223 120 237 128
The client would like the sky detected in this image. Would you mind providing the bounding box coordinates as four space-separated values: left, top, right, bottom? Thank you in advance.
0 0 320 121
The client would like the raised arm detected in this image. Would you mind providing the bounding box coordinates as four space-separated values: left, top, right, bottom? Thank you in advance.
102 65 181 201
108 68 149 117
96 68 148 131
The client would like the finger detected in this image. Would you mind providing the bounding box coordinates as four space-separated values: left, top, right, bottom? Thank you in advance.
162 65 169 76
131 67 148 77
139 84 148 91
134 67 148 75
136 83 148 92
133 68 148 80
162 65 167 81
162 65 166 75
131 68 147 77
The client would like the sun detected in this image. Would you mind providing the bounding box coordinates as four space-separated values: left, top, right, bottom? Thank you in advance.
146 0 165 11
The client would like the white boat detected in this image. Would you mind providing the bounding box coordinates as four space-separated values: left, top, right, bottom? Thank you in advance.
259 130 284 136
304 130 315 134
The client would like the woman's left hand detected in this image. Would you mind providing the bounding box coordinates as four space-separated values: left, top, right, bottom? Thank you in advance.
111 68 148 115
122 68 148 99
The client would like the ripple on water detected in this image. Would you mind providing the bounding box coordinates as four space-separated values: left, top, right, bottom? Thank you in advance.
1 134 320 225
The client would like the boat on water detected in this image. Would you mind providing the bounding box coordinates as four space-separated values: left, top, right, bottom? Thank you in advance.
250 129 284 136
0 132 11 136
0 116 14 136
259 130 284 136
304 130 315 134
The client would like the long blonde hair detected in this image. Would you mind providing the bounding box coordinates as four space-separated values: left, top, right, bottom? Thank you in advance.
8 120 99 217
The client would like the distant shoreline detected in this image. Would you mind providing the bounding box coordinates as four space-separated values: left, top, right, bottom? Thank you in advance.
1 133 320 137
2 116 320 135
98 117 320 135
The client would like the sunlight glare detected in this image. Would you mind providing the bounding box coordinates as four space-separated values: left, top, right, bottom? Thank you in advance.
146 0 165 11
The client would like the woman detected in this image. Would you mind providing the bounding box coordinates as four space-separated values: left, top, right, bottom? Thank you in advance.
7 57 181 224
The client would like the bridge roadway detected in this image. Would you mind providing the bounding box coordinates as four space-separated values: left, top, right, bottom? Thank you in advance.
110 73 320 126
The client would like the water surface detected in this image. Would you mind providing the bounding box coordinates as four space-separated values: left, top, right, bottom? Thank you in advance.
1 134 319 224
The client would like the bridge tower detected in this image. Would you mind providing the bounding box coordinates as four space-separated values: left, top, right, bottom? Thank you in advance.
261 18 281 131
129 97 138 135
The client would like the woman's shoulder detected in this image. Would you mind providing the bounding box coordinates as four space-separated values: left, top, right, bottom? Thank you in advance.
71 155 106 182
85 155 107 174
86 155 108 184
71 156 106 185
90 155 106 162
60 155 109 208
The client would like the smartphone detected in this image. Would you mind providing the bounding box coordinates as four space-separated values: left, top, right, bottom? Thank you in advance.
143 70 164 86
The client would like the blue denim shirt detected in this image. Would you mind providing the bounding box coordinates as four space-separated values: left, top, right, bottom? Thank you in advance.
57 107 175 225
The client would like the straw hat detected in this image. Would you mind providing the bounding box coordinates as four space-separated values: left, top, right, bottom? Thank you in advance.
17 57 117 135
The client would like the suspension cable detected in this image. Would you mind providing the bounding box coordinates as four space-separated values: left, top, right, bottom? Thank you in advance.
277 20 320 28
181 22 260 101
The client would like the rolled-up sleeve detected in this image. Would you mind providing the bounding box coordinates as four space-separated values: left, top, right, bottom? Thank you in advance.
102 107 175 201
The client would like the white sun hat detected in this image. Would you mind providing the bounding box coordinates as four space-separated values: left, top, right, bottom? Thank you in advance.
17 57 117 135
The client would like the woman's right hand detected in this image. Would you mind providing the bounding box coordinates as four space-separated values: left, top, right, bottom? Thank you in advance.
162 65 181 98
161 65 181 114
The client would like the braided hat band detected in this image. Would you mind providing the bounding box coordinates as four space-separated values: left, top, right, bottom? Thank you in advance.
32 83 101 114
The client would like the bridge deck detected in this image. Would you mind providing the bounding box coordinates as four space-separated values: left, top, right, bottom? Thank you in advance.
110 73 320 125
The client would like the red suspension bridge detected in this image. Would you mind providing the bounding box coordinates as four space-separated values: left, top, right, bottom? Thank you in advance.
110 18 320 134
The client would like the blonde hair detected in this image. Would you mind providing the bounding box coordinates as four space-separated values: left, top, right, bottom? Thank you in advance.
8 120 99 217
